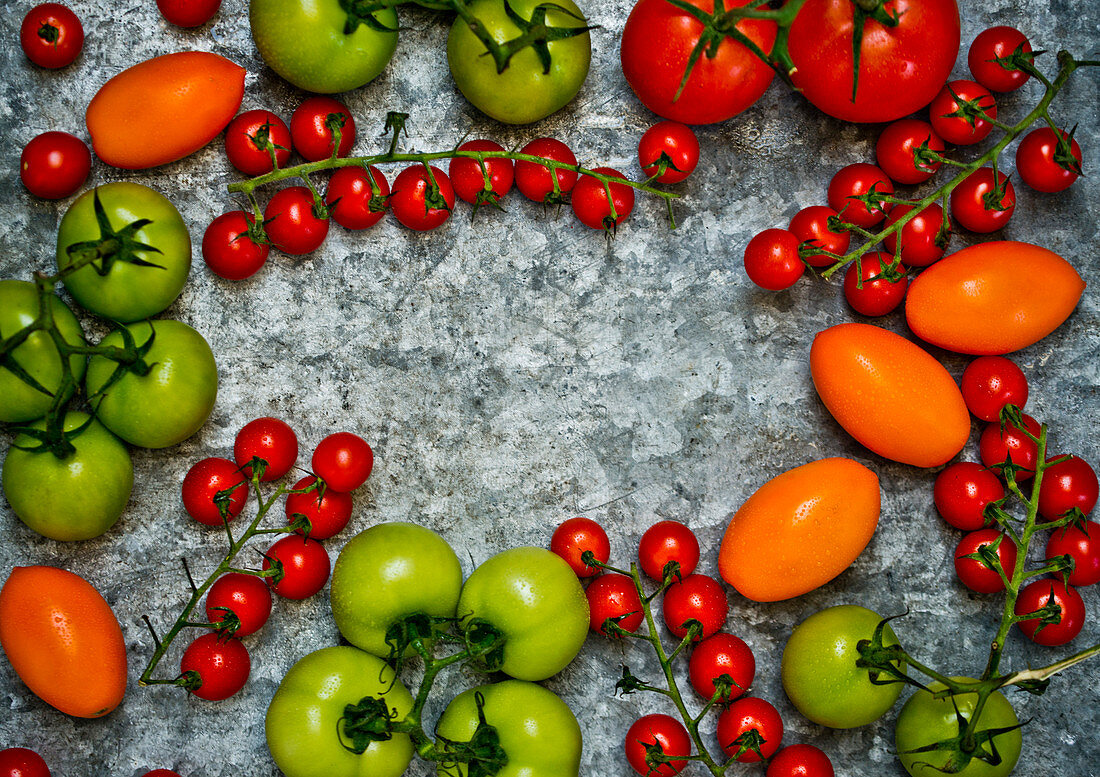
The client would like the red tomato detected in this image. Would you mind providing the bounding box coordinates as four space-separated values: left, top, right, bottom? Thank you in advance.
223 109 292 176
181 456 249 526
954 529 1018 594
204 572 273 637
638 121 699 184
20 3 83 68
290 96 355 162
390 165 455 231
285 476 353 540
688 632 755 702
766 744 835 777
448 140 514 205
662 574 728 641
325 166 389 230
624 714 691 777
311 432 373 492
179 632 250 701
586 573 644 636
202 211 270 281
788 206 850 268
787 0 960 123
550 516 611 577
960 356 1029 422
264 186 330 255
882 203 949 267
638 520 700 582
1038 456 1099 520
1046 521 1100 587
978 414 1041 480
571 167 635 230
716 696 783 762
929 80 997 146
743 228 803 291
20 131 91 199
514 137 578 203
968 26 1032 92
0 748 51 777
620 0 776 125
842 252 908 317
950 167 1015 233
157 0 222 27
1014 578 1086 646
827 163 894 228
234 417 299 482
141 772 182 777
875 119 945 184
1015 127 1083 193
933 461 1005 531
263 536 331 600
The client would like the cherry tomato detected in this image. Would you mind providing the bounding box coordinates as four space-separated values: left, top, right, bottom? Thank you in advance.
234 417 299 482
20 131 90 200
571 167 635 230
550 516 611 577
1038 455 1099 520
929 80 997 146
1015 127 1083 193
202 210 270 280
624 714 691 777
954 529 1018 593
843 252 908 317
882 203 949 267
141 771 182 777
688 631 755 702
717 696 783 762
638 121 699 184
978 413 1041 479
179 632 250 701
960 356 1029 422
285 476 353 540
289 96 355 162
662 574 728 641
514 137 578 203
311 431 373 492
1014 578 1086 646
968 26 1032 92
325 166 389 230
743 228 803 291
1046 521 1100 587
223 109 292 176
766 744 835 777
20 3 83 68
390 165 455 231
0 748 51 777
875 119 945 185
264 186 330 255
157 0 222 27
586 573 643 636
448 140 514 206
638 520 700 582
263 536 331 600
181 456 249 527
827 163 894 228
788 206 849 268
950 167 1015 233
204 572 273 637
933 462 1005 531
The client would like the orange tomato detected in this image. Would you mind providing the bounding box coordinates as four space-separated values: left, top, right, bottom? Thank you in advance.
0 566 127 718
718 458 880 602
810 323 969 467
905 241 1085 355
86 51 245 169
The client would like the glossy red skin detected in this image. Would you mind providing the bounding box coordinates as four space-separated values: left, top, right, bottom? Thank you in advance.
1038 456 1099 520
0 748 51 777
202 211 270 280
934 462 1005 531
181 457 249 526
263 536 331 600
20 131 91 199
223 109 292 176
843 252 907 317
950 167 1015 233
571 167 635 230
180 632 250 700
21 3 83 68
789 206 849 268
290 96 355 161
326 166 389 230
639 121 700 184
827 163 894 228
311 432 374 492
788 0 959 123
875 119 945 184
960 356 1029 422
688 631 755 702
954 529 1018 593
514 137 578 202
968 26 1032 92
662 574 728 640
716 696 783 762
449 140 514 204
744 228 803 291
1016 128 1082 193
157 0 221 27
638 520 700 582
586 573 644 636
766 744 835 777
882 203 949 267
979 414 1041 480
205 572 273 636
930 80 997 146
141 771 183 777
285 476 353 540
624 714 691 777
264 186 330 255
1046 521 1100 587
234 417 299 482
390 165 455 231
550 516 610 577
1014 578 1086 646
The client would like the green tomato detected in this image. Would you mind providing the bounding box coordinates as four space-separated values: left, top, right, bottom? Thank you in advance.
56 183 191 323
84 320 218 449
896 678 1022 777
266 646 415 777
0 280 87 424
330 521 463 657
781 604 906 728
447 0 591 124
458 546 588 681
249 0 399 93
2 412 133 541
435 679 582 777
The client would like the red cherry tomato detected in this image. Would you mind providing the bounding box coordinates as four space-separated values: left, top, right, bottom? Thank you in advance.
290 96 355 162
788 206 849 268
954 528 1018 593
688 631 755 702
181 456 249 526
20 3 83 68
310 432 373 492
205 572 273 637
180 632 250 700
950 167 1015 233
979 414 1041 480
743 228 803 291
514 137 578 203
662 574 728 641
716 696 783 763
933 461 1005 531
1046 521 1100 587
638 121 700 184
843 252 908 317
390 165 455 231
263 536 331 600
571 167 635 230
448 140 514 206
141 771 183 777
929 80 997 146
1038 456 1099 520
157 0 222 27
202 210 270 281
0 748 51 777
875 119 945 185
264 186 330 255
1015 127 1083 193
223 109 292 176
968 26 1032 93
882 203 949 267
234 417 299 482
624 714 691 777
827 163 894 228
960 356 1029 422
285 476 353 540
1014 578 1086 646
766 744 835 777
550 516 611 577
325 166 389 230
20 131 91 199
638 520 700 582
586 573 644 636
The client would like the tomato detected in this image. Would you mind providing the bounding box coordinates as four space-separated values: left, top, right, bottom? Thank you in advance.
1046 521 1100 587
0 566 126 718
960 356 1029 422
141 771 182 777
875 120 945 185
56 182 192 322
978 413 1041 479
449 140 514 206
0 748 51 777
787 0 959 123
905 241 1086 355
249 0 398 93
325 166 389 230
435 680 582 777
20 3 83 68
1016 578 1086 646
266 646 415 777
882 203 949 267
202 211 270 281
2 412 133 541
788 206 849 268
766 745 835 777
550 516 610 577
587 573 644 636
571 167 635 230
285 476 353 539
234 416 299 482
933 462 1005 531
20 131 90 200
624 714 691 777
716 696 783 762
638 121 699 184
688 632 755 702
638 520 699 582
223 109 292 176
781 605 904 729
264 186 330 255
263 536 331 600
514 137 578 203
182 457 249 526
330 522 462 658
179 632 250 701
810 325 970 467
1039 456 1098 519
929 80 997 147
0 280 86 425
389 165 455 232
895 679 1021 777
290 96 355 162
950 167 1016 233
205 572 272 636
1015 127 1083 193
954 529 1018 594
720 458 880 601
311 431 373 492
620 0 775 125
743 228 803 291
827 163 894 228
842 252 907 317
969 26 1032 93
457 546 588 681
157 0 221 27
85 320 218 449
447 0 590 124
662 573 728 641
86 51 245 169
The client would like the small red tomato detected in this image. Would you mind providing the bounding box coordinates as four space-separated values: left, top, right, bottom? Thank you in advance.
20 3 83 68
326 166 389 230
881 203 949 267
930 80 997 146
954 528 1018 593
234 417 299 482
449 139 514 206
514 137 578 203
743 228 803 291
788 206 849 268
180 632 250 701
979 414 1041 480
390 165 455 231
0 748 51 777
968 26 1033 93
1014 578 1086 646
181 457 249 526
960 356 1029 422
933 462 1005 531
550 516 611 577
264 186 330 255
157 0 222 27
662 574 728 641
263 536 331 600
290 96 355 162
202 211 270 281
827 163 894 228
20 131 91 200
688 632 755 703
843 252 908 317
204 572 273 637
766 745 835 777
1046 521 1100 587
624 714 691 777
1038 456 1099 520
950 167 1015 233
638 520 700 582
223 109 292 176
638 120 700 184
875 119 945 185
1015 127 1083 193
311 432 373 492
285 476 354 540
141 771 183 777
586 573 644 636
717 696 783 763
571 167 635 230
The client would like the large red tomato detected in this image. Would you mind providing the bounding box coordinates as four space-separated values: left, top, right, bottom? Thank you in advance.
788 0 960 123
620 0 777 125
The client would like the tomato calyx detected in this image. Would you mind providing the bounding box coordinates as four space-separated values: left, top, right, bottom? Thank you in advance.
337 694 400 753
458 0 595 76
62 189 168 278
37 19 61 44
853 613 909 687
460 617 508 673
339 0 400 35
898 701 1025 775
434 691 509 777
383 611 459 668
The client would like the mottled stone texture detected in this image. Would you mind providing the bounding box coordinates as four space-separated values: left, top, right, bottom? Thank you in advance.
1 1 1098 776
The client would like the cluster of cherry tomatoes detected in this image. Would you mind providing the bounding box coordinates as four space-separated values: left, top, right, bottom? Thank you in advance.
176 418 374 702
549 517 834 777
933 356 1098 646
0 747 183 777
